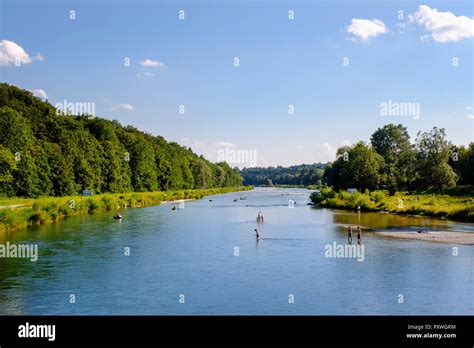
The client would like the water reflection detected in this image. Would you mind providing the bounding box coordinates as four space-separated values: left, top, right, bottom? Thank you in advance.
330 209 474 232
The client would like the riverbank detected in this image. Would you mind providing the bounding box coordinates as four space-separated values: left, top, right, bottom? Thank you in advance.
374 231 474 245
311 188 474 222
0 186 252 233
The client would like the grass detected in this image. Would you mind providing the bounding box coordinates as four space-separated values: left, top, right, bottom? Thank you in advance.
310 188 474 222
0 186 252 234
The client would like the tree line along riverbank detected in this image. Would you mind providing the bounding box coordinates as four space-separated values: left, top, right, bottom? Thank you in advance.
0 186 252 234
0 83 243 199
310 187 474 222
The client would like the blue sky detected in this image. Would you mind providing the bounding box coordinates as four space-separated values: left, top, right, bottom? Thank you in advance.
1 0 473 167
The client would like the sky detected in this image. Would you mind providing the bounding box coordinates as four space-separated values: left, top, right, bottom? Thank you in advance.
1 0 473 167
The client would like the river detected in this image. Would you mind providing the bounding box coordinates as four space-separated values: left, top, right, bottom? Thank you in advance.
0 188 472 315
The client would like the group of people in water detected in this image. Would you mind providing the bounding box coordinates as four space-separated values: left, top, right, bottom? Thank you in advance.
254 211 264 239
253 210 363 245
347 226 362 245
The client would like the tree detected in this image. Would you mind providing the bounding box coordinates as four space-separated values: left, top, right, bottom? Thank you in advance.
370 124 415 194
344 142 383 191
0 146 17 196
191 158 213 189
415 127 457 193
125 134 158 192
241 163 327 186
450 143 474 185
323 143 383 191
0 106 45 197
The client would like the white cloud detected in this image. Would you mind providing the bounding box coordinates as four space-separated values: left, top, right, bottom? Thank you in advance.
321 142 337 159
0 40 32 66
346 18 388 42
467 114 474 119
467 106 472 110
419 35 431 43
33 53 44 61
139 59 165 67
318 141 352 162
112 103 134 111
30 89 48 99
409 5 474 43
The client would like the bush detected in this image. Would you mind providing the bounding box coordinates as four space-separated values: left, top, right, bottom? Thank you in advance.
102 196 119 211
310 187 336 204
28 210 50 224
0 209 27 230
370 190 386 203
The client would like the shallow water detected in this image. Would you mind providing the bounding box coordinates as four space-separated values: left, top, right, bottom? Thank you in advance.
0 188 472 315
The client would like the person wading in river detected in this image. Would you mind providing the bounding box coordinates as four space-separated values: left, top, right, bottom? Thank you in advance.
347 226 353 244
357 226 362 245
254 228 260 240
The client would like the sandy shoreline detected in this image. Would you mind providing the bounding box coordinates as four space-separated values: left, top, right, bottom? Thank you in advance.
374 231 474 245
160 198 196 204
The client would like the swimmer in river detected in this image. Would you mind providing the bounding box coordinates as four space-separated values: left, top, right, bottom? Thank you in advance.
254 228 260 240
357 226 362 245
347 226 353 244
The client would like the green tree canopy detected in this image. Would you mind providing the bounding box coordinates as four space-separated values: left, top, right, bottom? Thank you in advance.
0 83 243 197
415 127 457 193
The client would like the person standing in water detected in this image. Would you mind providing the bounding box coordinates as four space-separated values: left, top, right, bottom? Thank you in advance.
254 228 260 240
347 226 353 244
257 211 264 223
357 226 362 245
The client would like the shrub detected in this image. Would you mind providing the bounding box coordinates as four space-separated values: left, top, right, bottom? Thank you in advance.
28 210 50 224
102 196 119 211
370 190 386 203
0 209 27 230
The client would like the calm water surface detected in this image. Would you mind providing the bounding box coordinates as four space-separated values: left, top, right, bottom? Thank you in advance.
0 188 472 315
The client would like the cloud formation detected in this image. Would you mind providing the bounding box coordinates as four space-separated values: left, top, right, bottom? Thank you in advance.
0 40 42 66
139 59 165 67
30 89 48 99
409 5 474 43
112 103 134 111
346 18 388 42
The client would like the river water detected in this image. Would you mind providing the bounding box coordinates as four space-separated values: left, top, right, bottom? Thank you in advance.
0 188 472 315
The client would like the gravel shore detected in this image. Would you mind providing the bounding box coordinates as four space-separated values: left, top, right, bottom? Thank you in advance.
374 231 474 245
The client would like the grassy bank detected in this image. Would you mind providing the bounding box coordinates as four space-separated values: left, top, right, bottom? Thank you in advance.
0 186 252 233
310 188 474 222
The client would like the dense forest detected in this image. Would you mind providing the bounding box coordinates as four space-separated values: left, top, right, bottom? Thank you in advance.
241 163 327 186
0 84 242 198
323 124 474 194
